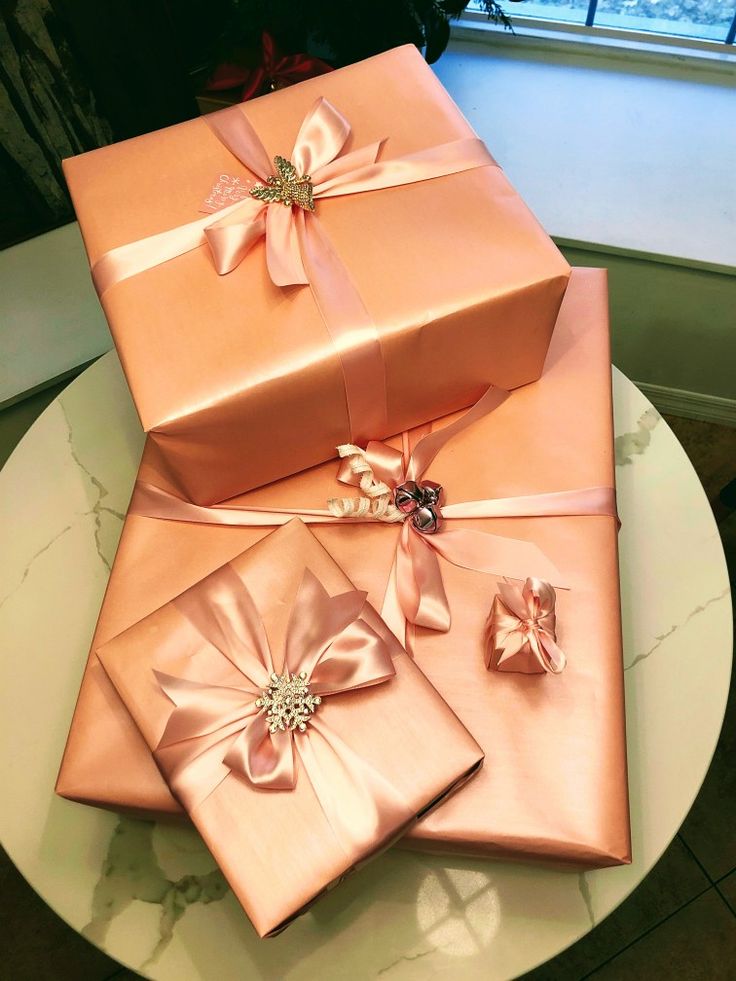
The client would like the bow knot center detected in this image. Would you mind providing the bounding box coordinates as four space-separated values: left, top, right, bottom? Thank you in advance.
394 479 444 535
255 670 322 733
250 155 315 212
519 617 539 634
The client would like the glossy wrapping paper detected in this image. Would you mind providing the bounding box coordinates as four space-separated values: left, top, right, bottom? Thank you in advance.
57 268 631 868
95 519 483 937
63 44 570 505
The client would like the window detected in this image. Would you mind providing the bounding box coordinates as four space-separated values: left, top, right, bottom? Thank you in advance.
468 0 736 45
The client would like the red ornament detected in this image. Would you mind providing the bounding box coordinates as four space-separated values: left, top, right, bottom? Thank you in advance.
205 32 333 102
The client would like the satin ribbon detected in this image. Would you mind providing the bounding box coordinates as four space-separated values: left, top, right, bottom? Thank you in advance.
130 385 618 637
90 98 495 445
204 33 333 102
485 578 566 674
152 564 414 856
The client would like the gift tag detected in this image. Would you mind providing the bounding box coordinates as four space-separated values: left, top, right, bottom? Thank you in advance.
200 174 251 214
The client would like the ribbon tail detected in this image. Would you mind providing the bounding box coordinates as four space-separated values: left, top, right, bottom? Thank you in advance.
379 556 408 645
397 525 451 632
296 715 415 860
266 203 308 285
537 630 567 675
276 53 333 89
407 385 510 482
239 68 266 102
204 62 250 92
428 527 568 589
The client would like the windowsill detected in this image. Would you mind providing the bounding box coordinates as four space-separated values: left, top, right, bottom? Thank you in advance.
433 32 736 270
0 223 110 406
458 10 736 68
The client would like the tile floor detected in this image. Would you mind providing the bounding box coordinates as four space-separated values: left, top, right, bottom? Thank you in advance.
0 389 734 981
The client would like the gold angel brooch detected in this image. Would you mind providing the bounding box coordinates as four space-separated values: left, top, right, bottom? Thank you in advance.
250 155 315 212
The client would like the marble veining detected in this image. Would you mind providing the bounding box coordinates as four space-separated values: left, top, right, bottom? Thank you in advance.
83 817 228 971
614 407 661 467
624 587 730 672
376 946 437 976
0 522 72 612
60 398 124 571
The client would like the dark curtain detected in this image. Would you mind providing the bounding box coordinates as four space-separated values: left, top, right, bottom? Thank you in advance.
0 0 200 248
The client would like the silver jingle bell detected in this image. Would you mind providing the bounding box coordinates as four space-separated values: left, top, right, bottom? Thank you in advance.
412 504 442 535
420 480 443 508
394 480 424 515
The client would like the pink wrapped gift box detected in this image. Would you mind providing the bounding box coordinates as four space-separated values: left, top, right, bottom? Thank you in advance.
96 519 483 936
64 44 569 505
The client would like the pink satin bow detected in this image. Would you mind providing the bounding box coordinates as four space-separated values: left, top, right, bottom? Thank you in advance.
485 578 566 675
153 565 396 808
201 97 494 286
91 98 494 445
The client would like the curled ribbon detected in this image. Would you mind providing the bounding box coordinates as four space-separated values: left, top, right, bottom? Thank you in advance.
153 565 397 809
485 578 566 675
130 385 619 637
90 97 495 446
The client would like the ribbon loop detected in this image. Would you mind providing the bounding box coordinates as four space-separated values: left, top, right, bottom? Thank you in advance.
292 97 351 177
223 714 296 790
205 203 267 276
284 570 368 679
173 563 275 685
206 107 273 181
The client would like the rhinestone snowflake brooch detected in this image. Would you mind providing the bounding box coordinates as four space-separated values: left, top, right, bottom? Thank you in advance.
250 155 315 212
255 671 322 733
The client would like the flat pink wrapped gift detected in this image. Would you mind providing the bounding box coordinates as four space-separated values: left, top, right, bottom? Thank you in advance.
95 519 483 937
57 268 630 868
63 44 570 505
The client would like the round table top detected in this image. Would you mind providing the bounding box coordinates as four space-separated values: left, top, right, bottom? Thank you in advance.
0 353 731 980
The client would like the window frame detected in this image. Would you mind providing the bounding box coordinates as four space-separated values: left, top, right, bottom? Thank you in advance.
462 0 736 55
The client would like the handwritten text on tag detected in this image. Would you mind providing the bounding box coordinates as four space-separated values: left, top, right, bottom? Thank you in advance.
200 174 251 214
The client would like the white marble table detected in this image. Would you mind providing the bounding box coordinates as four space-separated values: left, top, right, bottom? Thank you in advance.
0 353 731 980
